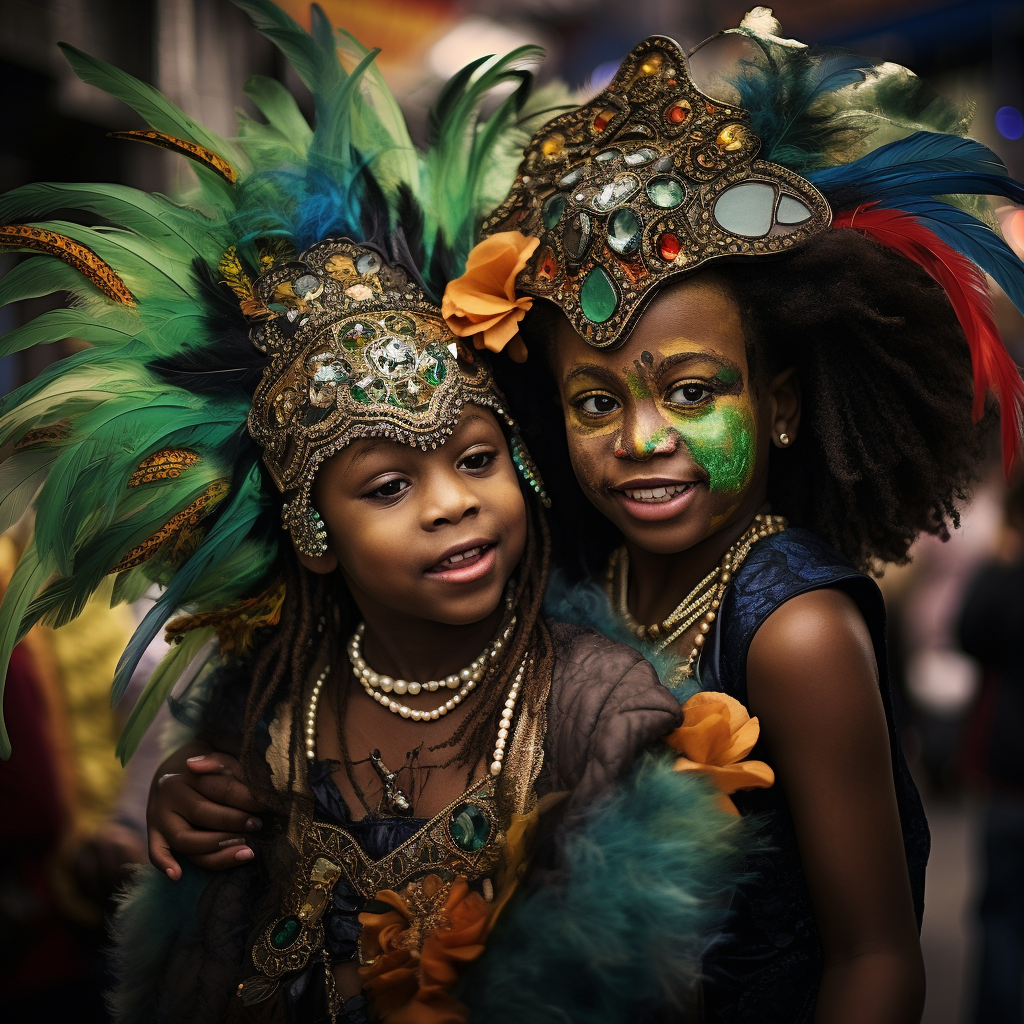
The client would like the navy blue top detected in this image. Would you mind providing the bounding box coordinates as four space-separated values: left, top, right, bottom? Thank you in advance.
698 529 930 1024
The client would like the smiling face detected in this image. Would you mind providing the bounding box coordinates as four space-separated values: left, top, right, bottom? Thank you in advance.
304 407 527 627
548 276 788 557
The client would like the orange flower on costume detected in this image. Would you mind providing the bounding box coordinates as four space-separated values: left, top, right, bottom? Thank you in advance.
358 874 491 1024
441 232 540 363
665 691 775 815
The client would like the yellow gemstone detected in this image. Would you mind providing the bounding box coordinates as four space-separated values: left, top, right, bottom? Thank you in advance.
541 133 566 158
716 124 748 152
640 53 663 75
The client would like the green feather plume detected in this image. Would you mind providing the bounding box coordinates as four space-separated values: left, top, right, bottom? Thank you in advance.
0 0 546 758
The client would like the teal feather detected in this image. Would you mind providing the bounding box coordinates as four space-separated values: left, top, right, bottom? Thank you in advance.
116 626 215 764
0 447 63 536
462 753 744 1021
0 307 141 358
58 44 245 169
107 861 214 1024
0 256 107 306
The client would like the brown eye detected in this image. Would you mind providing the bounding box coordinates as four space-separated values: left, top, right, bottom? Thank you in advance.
459 451 494 471
579 394 619 415
369 479 408 498
668 382 712 406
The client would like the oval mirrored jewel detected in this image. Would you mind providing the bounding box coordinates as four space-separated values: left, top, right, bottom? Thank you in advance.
592 173 641 212
607 208 643 256
542 193 566 230
449 802 490 852
558 166 586 188
623 147 659 167
713 181 776 238
563 211 592 261
292 273 322 300
646 175 685 209
595 148 621 164
580 266 619 323
776 194 813 225
355 251 381 275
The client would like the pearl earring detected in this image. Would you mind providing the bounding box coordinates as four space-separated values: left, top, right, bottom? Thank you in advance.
778 432 790 446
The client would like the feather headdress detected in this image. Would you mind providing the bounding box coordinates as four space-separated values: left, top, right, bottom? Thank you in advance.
0 0 554 759
724 8 1024 473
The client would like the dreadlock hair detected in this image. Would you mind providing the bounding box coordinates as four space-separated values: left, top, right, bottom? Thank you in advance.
235 457 554 814
509 228 996 578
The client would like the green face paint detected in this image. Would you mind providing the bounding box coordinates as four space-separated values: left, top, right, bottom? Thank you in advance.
623 365 652 401
715 367 740 386
675 402 755 494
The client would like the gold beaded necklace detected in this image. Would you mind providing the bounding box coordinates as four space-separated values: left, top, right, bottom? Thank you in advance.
607 513 787 676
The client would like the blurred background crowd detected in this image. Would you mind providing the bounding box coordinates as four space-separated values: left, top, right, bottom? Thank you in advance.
0 1 1022 1022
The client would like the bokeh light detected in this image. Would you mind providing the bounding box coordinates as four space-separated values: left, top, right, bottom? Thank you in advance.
995 105 1024 140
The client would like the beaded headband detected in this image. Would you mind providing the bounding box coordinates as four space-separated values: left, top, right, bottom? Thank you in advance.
482 34 832 348
245 239 547 555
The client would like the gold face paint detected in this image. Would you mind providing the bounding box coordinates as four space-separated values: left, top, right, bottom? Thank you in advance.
549 276 773 559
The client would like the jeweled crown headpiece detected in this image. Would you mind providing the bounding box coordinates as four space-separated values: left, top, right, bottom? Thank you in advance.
246 239 523 554
482 34 831 348
0 0 557 760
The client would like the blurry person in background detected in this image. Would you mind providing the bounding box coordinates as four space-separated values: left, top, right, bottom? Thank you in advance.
0 514 162 1020
958 473 1024 1024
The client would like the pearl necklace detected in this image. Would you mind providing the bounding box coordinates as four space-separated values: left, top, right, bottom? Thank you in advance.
609 513 787 674
346 614 516 722
304 654 530 779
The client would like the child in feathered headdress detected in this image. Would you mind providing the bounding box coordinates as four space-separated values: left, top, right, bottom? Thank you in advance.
0 3 768 1024
437 9 1024 1022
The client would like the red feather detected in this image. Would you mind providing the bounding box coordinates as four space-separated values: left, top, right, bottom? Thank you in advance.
835 205 1024 476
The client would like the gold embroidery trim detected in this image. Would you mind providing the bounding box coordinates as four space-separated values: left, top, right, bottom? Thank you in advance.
15 420 72 449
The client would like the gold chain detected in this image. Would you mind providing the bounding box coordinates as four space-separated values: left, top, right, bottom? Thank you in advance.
607 513 787 675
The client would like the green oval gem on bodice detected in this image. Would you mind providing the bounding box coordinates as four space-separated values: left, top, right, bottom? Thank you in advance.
270 914 302 950
449 802 490 852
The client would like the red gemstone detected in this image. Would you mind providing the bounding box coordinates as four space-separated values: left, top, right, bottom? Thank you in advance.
659 233 681 261
537 248 558 280
667 102 690 125
593 108 614 132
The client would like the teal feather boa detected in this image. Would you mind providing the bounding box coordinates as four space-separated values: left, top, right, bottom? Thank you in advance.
462 753 744 1022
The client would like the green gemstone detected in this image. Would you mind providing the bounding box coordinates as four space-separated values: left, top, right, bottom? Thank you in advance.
607 208 642 256
542 193 566 229
270 915 301 950
580 266 618 323
419 352 447 387
450 802 490 852
646 176 685 209
350 383 371 404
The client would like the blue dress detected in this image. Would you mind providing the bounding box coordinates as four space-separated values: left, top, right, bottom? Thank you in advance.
697 528 930 1023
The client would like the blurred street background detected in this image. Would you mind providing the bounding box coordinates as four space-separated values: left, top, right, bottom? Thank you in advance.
1 1 1022 1021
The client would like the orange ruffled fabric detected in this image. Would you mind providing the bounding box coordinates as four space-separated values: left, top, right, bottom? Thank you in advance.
441 232 539 363
665 691 775 815
358 874 491 1024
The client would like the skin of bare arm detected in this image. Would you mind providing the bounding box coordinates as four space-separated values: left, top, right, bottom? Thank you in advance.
747 588 925 1022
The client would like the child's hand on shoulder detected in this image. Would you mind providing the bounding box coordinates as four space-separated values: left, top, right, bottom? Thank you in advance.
147 742 266 879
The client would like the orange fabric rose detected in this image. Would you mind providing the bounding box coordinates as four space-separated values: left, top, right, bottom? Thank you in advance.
441 232 540 363
665 691 775 815
357 875 492 1024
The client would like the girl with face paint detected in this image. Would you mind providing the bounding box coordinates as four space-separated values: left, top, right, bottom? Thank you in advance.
443 14 1024 1024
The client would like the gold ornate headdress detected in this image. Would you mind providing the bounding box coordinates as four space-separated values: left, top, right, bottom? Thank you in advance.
245 239 545 555
477 34 831 349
